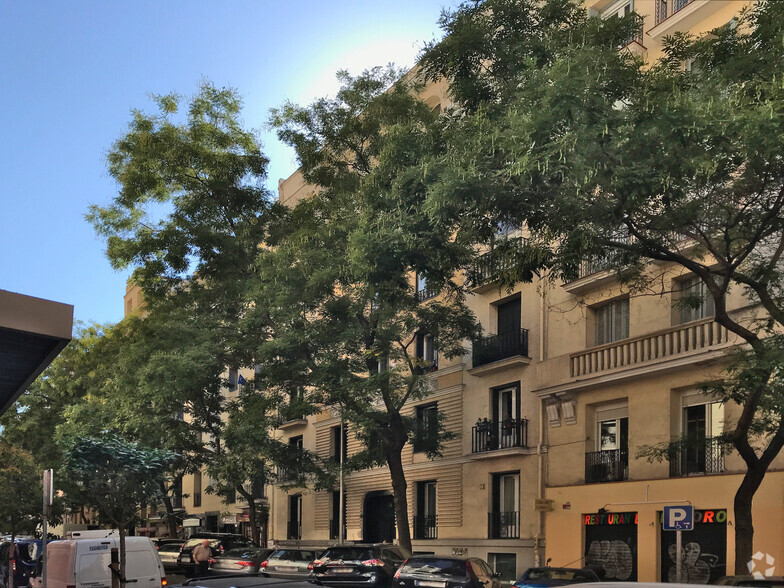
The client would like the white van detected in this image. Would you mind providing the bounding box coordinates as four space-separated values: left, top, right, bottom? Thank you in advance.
42 537 166 588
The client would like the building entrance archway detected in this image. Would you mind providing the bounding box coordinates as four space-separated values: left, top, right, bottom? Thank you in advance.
363 491 395 543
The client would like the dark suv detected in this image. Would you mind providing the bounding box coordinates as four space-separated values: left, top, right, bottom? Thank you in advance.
0 540 42 588
177 533 256 577
309 543 410 588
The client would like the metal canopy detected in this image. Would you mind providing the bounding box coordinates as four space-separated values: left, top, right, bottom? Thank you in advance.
0 289 73 416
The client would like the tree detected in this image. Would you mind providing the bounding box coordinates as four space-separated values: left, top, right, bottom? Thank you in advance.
61 436 176 585
267 67 480 552
88 83 326 534
419 0 784 572
0 442 41 540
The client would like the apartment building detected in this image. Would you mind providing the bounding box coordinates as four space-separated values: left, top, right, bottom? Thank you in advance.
270 0 770 583
123 283 269 539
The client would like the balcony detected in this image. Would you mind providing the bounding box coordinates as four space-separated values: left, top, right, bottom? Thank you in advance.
488 511 519 539
472 329 530 371
472 418 529 453
570 318 732 379
416 287 439 303
469 238 527 291
585 449 629 483
670 437 725 477
413 515 438 539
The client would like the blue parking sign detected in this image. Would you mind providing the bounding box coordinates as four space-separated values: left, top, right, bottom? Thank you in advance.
663 505 694 531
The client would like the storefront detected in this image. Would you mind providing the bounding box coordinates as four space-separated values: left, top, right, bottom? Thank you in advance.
659 509 727 583
583 511 638 581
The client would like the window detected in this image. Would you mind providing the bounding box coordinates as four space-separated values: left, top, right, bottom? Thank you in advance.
226 486 236 504
586 403 629 483
330 491 345 540
415 332 438 371
331 425 348 463
495 220 521 240
193 471 202 508
288 494 302 539
497 296 521 335
228 368 237 392
594 298 629 345
416 273 437 302
171 477 183 509
414 403 439 453
676 275 715 324
672 394 725 476
488 553 517 583
490 472 519 538
415 481 437 539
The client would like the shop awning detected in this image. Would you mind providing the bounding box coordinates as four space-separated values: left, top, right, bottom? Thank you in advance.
0 289 73 415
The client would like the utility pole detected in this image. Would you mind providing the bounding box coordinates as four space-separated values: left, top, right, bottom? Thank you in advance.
339 411 345 545
41 469 53 588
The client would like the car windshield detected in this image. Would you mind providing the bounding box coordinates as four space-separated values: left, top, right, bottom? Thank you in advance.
398 559 467 577
320 548 373 562
526 569 593 581
271 550 316 562
184 539 218 549
17 543 40 563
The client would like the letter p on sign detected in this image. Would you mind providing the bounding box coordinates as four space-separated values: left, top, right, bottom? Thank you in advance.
663 505 694 531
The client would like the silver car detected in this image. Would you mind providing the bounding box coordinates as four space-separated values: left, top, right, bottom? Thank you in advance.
209 547 275 576
154 541 185 573
260 548 318 579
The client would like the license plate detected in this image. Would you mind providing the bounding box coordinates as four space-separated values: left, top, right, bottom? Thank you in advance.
416 582 446 588
276 566 297 572
329 567 353 574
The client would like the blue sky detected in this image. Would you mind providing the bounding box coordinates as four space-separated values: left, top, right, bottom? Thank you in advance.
0 0 455 326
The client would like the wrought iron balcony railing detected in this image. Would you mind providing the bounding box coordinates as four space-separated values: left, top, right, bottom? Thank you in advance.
585 449 629 483
472 328 529 368
472 418 529 453
655 0 695 25
469 237 527 287
417 287 440 303
669 437 725 477
413 515 438 539
287 521 301 540
488 511 520 539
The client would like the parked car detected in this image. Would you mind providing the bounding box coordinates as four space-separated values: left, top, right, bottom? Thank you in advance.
177 534 256 577
514 567 600 588
0 539 42 588
394 555 502 588
209 547 275 575
716 577 784 587
309 543 410 588
260 548 318 579
155 540 186 573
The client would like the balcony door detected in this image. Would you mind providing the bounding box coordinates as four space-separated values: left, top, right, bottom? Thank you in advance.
491 472 519 538
680 401 723 475
493 386 520 449
497 297 521 335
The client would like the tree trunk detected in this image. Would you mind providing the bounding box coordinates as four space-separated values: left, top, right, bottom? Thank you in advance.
384 412 412 553
734 456 771 573
237 486 261 545
159 480 179 538
118 528 127 588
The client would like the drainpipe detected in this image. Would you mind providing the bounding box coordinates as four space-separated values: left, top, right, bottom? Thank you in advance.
534 397 545 567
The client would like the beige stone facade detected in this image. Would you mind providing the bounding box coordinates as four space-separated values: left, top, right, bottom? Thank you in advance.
270 0 767 582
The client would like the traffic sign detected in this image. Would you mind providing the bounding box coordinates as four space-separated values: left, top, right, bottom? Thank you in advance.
663 505 694 531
